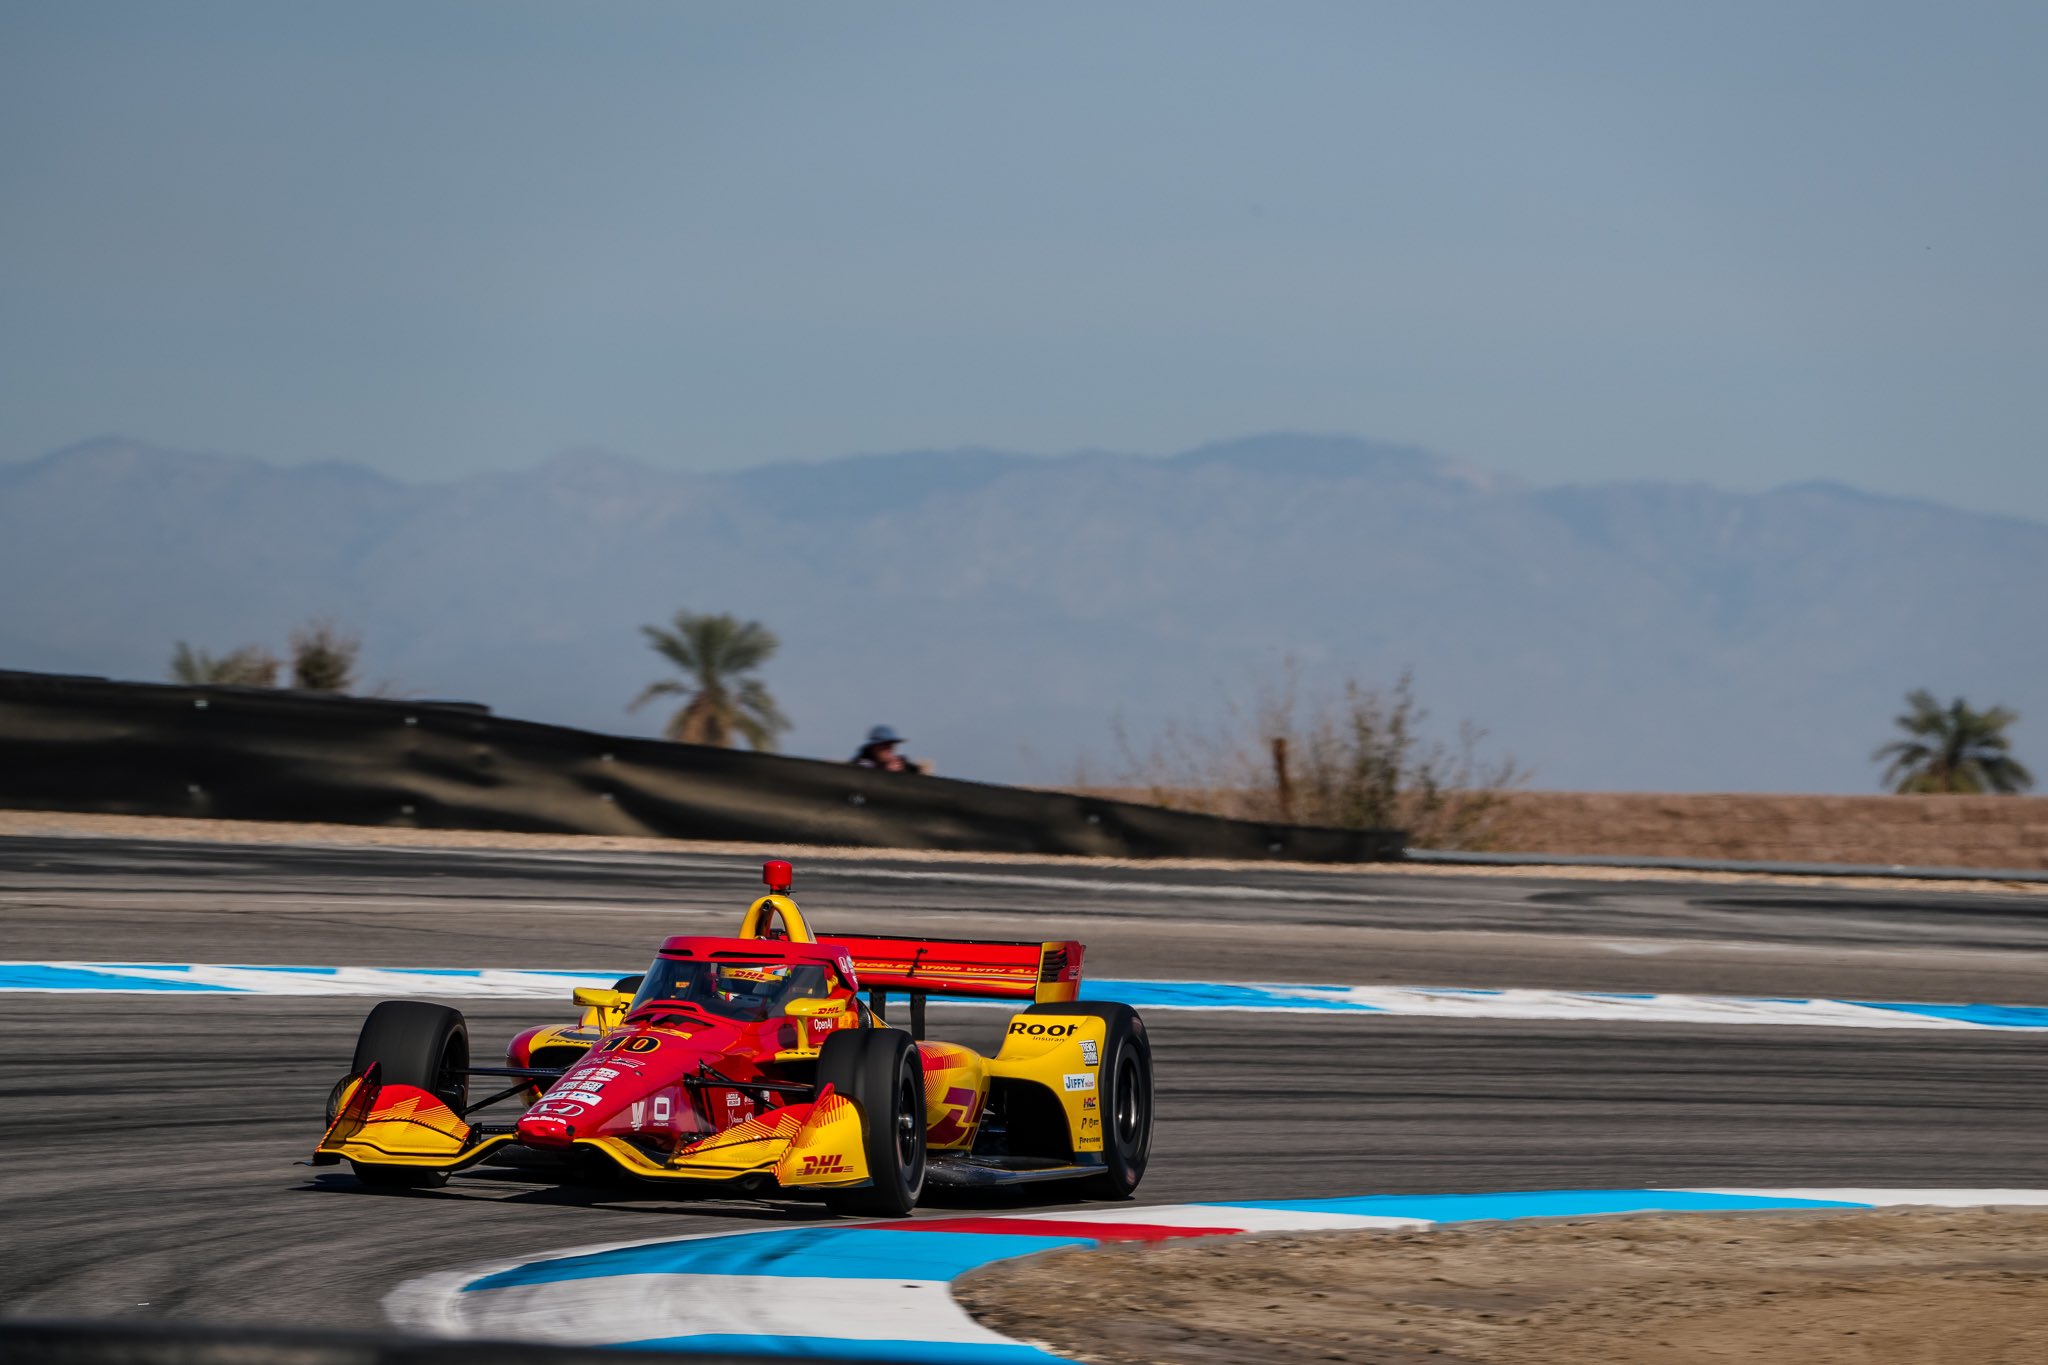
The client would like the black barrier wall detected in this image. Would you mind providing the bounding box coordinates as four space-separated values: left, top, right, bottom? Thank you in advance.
0 1320 881 1365
0 671 1405 862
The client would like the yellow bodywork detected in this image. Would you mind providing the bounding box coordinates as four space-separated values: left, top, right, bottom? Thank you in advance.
988 1013 1108 1155
315 1072 515 1171
570 986 635 1032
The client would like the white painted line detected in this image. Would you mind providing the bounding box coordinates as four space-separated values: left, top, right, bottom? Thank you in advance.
9 961 2045 1031
444 1274 1013 1348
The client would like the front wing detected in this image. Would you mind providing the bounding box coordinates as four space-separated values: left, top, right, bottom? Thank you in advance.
312 1067 870 1190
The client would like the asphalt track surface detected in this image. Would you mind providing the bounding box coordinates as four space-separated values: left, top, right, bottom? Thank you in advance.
3 834 2046 1335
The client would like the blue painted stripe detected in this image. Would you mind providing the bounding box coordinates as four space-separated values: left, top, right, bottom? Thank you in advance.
0 964 233 992
1210 1189 1871 1221
10 963 2048 1035
465 1228 1099 1292
617 1336 1067 1362
1087 978 1381 1011
1850 1000 2048 1029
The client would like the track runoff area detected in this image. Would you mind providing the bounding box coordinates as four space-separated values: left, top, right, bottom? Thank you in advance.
2 832 2046 1359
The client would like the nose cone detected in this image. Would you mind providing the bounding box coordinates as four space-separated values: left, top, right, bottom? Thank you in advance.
518 1045 673 1147
517 1113 576 1148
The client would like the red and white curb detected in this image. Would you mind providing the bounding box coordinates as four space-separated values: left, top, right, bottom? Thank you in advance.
385 1188 2048 1361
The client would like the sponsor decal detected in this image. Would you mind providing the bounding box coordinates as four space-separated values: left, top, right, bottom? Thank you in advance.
1079 1040 1099 1065
926 1085 986 1147
718 1091 756 1130
1080 1116 1100 1137
1082 1096 1098 1110
630 1100 646 1131
531 1101 586 1117
1063 1072 1096 1092
554 1089 604 1104
652 1094 673 1124
1008 1021 1077 1038
557 1029 599 1042
600 1034 662 1055
581 1067 621 1082
799 1153 851 1176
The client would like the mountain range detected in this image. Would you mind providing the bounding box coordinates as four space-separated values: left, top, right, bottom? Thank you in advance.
4 433 2043 793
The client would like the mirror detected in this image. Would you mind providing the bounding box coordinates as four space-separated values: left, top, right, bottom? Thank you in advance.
783 997 839 1018
572 986 631 1009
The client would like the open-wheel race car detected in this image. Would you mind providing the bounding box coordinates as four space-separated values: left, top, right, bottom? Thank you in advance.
312 860 1153 1214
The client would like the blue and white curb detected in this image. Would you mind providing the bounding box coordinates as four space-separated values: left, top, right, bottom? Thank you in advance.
7 960 2048 1031
386 1188 2048 1361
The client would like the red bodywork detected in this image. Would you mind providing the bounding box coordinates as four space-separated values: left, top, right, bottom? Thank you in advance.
508 937 860 1155
501 930 1082 1156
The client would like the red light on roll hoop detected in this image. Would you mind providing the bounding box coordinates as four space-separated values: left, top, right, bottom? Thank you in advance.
763 859 794 894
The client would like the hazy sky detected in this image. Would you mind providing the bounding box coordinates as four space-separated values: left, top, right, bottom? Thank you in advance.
4 2 2044 517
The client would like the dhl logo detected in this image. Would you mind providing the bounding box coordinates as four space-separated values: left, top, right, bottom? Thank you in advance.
799 1153 851 1175
926 1085 986 1148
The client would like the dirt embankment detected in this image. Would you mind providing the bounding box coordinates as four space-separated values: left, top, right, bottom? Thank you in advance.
1071 788 2048 870
957 1207 2048 1365
1492 792 2048 871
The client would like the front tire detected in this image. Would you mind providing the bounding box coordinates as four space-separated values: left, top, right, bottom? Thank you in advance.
816 1028 926 1216
345 1000 469 1191
1024 1000 1153 1199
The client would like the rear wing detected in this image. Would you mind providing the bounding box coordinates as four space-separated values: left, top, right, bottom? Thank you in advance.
817 932 1083 1008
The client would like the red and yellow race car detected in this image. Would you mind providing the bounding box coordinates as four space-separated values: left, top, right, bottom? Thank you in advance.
312 860 1153 1214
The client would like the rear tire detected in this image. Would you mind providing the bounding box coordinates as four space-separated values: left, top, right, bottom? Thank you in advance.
1023 1001 1152 1199
816 1028 926 1216
345 1000 469 1191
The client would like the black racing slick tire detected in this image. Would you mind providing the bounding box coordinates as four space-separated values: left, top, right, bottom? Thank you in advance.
1024 1000 1153 1200
816 1028 927 1216
346 1000 469 1190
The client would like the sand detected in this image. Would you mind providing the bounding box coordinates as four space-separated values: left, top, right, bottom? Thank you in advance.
956 1207 2048 1364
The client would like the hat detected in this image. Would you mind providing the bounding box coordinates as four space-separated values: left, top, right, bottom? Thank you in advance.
866 724 904 745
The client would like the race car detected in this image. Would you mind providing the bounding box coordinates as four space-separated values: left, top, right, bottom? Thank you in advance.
311 860 1152 1214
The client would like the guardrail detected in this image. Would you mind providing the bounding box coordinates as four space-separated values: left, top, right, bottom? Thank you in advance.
0 670 1405 862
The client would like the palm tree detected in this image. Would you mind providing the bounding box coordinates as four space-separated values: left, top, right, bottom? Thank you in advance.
1874 690 2033 794
630 610 790 750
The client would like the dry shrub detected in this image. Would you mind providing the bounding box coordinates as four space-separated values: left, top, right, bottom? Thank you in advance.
1105 669 1527 850
168 642 281 688
289 619 361 692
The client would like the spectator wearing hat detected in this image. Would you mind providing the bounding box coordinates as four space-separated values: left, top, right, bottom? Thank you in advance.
851 725 924 773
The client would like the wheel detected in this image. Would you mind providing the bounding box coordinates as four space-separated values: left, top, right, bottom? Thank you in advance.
352 1000 470 1110
816 1028 926 1216
345 1000 469 1190
1024 1001 1153 1199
